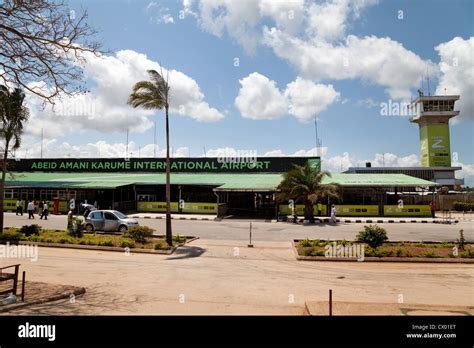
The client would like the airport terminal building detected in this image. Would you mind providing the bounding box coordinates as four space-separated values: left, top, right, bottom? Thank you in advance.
3 94 467 218
4 156 438 218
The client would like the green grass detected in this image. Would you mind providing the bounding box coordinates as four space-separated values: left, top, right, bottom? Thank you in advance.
1 227 186 251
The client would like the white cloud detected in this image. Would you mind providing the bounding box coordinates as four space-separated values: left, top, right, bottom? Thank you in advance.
235 73 339 121
306 0 378 42
263 28 436 100
146 1 175 24
196 0 262 54
16 139 190 159
259 0 305 35
320 152 419 173
285 77 340 121
185 0 375 53
23 49 224 140
356 98 378 108
435 37 474 122
234 72 287 120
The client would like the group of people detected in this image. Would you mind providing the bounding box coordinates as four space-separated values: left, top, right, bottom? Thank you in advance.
15 199 49 220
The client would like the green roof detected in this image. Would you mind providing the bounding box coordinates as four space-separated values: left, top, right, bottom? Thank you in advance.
5 172 437 190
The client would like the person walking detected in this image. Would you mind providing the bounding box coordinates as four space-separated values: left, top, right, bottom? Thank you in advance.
26 200 35 219
40 201 49 220
38 201 44 217
15 199 23 216
430 201 437 218
330 204 337 224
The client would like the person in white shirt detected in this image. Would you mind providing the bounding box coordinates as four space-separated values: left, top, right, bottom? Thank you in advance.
27 201 35 219
16 199 23 216
330 204 337 224
40 201 49 220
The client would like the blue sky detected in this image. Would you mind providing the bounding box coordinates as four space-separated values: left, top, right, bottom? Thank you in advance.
23 0 473 182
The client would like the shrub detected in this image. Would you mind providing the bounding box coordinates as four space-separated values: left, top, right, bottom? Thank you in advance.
457 230 466 250
0 231 25 241
120 239 136 249
154 240 171 250
68 217 85 238
19 224 41 237
300 238 312 247
452 202 474 211
124 226 154 243
356 225 388 249
424 251 439 258
98 239 114 247
173 234 186 244
460 250 474 258
395 248 403 257
313 249 325 256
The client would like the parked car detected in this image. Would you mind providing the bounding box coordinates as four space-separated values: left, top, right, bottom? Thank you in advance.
79 203 97 217
84 210 139 233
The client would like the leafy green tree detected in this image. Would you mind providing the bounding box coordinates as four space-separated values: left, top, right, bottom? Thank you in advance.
128 70 173 245
0 86 30 232
277 163 342 222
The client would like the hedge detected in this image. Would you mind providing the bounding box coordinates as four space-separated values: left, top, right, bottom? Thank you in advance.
452 201 474 211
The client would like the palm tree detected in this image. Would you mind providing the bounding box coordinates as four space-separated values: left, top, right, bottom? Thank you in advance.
128 70 173 245
0 86 30 232
277 163 342 223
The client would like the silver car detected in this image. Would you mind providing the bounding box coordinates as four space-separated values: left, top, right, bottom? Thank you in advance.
85 210 139 233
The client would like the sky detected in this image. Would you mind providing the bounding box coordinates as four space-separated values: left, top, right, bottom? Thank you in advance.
18 0 474 184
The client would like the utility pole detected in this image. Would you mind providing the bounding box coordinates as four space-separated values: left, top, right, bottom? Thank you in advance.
125 127 129 158
314 116 322 157
40 128 43 159
153 121 157 158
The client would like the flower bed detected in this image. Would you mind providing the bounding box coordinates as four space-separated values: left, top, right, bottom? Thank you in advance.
295 238 474 259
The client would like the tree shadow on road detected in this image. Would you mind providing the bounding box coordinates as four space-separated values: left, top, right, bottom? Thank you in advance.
166 245 206 260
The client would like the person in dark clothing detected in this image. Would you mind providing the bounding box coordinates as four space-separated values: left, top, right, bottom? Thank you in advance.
430 201 437 218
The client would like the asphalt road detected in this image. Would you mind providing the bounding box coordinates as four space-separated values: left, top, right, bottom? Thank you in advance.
4 212 473 242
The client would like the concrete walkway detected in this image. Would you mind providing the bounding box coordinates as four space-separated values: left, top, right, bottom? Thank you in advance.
128 212 460 224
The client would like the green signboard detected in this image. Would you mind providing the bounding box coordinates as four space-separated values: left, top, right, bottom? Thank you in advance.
419 124 451 167
8 157 320 174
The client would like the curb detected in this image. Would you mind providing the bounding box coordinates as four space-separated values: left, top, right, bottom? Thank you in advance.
133 215 215 221
280 218 459 224
0 287 86 313
17 236 199 255
291 240 474 264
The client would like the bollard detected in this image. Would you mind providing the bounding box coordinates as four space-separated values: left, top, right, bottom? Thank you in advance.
248 222 253 248
21 271 26 302
329 289 332 316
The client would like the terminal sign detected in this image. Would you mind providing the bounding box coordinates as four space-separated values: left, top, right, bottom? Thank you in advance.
8 157 320 174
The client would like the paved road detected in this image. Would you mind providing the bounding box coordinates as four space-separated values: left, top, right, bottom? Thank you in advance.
1 239 473 315
4 212 473 242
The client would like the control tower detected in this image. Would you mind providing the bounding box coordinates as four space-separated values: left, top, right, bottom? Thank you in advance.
409 95 460 167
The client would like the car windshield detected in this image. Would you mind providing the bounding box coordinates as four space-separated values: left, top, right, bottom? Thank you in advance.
113 211 127 219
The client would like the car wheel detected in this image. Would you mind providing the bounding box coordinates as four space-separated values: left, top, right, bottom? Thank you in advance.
118 225 127 233
85 224 94 232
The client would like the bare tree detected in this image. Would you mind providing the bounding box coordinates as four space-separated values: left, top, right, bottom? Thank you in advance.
0 0 102 103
